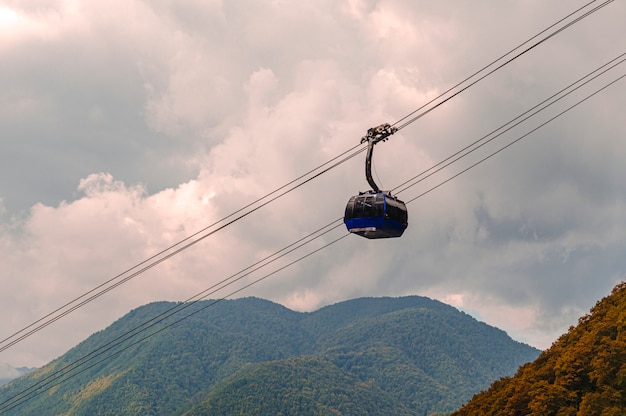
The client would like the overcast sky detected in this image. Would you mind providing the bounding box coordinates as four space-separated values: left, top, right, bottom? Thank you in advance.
1 0 625 368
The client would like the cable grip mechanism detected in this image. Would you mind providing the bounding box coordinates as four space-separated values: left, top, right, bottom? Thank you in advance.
360 123 397 145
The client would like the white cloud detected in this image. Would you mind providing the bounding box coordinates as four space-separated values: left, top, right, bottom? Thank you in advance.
1 0 625 366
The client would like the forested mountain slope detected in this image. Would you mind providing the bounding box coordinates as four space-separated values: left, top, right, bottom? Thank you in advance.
451 281 626 415
0 296 540 415
183 356 417 416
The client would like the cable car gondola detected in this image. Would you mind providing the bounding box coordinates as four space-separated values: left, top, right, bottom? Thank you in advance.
343 124 408 239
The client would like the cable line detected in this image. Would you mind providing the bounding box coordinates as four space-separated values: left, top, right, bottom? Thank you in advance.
2 56 622 414
404 73 625 205
393 53 626 195
392 0 614 131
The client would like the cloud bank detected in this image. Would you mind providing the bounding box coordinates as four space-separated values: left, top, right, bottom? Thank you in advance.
1 0 625 366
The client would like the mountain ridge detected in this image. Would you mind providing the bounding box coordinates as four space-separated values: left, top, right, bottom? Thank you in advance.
0 295 540 415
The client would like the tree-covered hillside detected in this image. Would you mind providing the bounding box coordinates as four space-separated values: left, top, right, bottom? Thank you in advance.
183 357 416 416
0 296 540 415
451 281 626 415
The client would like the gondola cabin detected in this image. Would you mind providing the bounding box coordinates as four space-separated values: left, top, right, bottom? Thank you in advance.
344 191 408 239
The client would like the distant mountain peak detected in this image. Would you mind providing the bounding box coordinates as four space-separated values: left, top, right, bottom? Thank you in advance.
0 363 34 387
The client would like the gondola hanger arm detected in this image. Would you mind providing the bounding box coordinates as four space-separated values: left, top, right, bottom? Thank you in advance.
360 123 397 193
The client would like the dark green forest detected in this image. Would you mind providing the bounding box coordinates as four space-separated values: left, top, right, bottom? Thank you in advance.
451 281 626 416
0 296 539 415
183 357 416 416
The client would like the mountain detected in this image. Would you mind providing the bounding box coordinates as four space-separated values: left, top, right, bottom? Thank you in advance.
451 281 626 415
0 296 540 415
0 364 33 388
